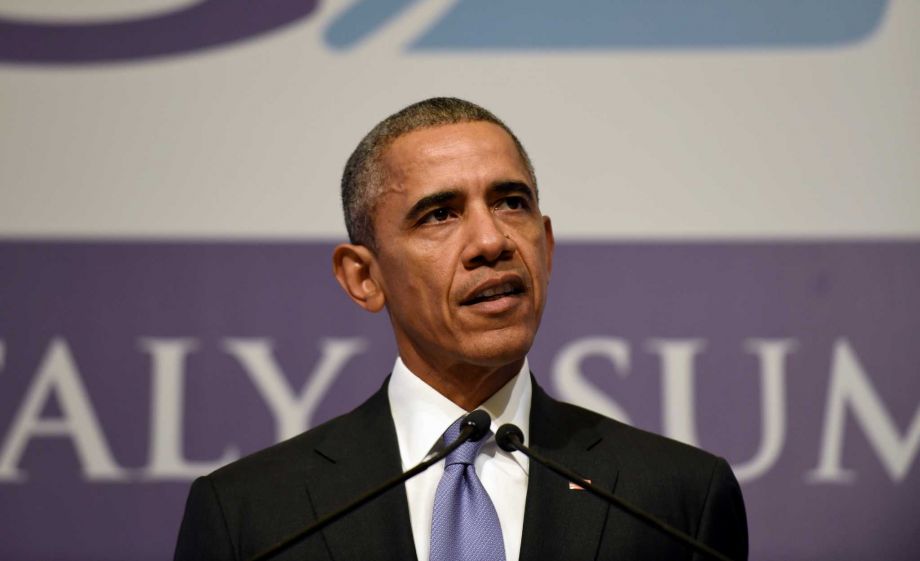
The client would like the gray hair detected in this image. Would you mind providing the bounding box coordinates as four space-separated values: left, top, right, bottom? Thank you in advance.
340 97 536 249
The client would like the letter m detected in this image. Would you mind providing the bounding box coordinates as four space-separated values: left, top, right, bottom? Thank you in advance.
809 339 920 483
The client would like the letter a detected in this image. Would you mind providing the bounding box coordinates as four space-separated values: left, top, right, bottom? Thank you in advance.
0 338 126 481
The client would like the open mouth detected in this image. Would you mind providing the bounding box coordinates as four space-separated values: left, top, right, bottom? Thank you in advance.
462 280 525 306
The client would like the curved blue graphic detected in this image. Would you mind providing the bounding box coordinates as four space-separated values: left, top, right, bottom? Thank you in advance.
0 0 319 64
324 0 417 50
325 0 888 50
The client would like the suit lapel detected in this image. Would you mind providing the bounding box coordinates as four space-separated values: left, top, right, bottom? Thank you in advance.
519 380 619 561
304 382 418 561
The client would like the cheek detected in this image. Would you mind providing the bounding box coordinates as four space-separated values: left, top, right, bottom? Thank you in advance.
395 259 448 304
378 241 457 310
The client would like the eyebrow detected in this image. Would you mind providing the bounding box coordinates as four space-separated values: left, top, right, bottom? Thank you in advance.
491 181 535 201
403 180 536 223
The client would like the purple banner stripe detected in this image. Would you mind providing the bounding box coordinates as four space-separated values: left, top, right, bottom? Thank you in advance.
0 240 918 560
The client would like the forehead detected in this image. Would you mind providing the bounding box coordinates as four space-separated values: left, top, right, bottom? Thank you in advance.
380 121 530 193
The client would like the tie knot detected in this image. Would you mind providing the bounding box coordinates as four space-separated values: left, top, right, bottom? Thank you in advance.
442 416 491 466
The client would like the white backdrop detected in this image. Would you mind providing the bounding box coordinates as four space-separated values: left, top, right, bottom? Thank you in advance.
1 0 917 240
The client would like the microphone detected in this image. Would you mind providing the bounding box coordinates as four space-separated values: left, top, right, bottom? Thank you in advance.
495 424 738 561
459 409 491 443
246 410 492 561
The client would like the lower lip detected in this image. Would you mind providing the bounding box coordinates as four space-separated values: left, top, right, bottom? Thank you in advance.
463 293 523 314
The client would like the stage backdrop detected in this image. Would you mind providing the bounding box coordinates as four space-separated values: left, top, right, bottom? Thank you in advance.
1 2 918 560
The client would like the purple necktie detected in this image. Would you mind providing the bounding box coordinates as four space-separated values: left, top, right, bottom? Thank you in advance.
429 417 507 561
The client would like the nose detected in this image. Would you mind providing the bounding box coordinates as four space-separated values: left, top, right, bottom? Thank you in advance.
461 207 516 268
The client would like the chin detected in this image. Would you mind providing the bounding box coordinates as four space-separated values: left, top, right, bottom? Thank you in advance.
462 331 534 368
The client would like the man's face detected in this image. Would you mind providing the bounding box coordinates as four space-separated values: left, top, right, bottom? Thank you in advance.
368 121 554 374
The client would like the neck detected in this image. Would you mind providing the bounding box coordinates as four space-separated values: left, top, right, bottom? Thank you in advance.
401 355 524 411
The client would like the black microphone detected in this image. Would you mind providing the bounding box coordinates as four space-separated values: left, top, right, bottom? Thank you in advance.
495 424 738 561
246 410 491 561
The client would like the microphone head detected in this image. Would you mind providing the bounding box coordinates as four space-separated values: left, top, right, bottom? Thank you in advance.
462 410 492 442
496 424 524 452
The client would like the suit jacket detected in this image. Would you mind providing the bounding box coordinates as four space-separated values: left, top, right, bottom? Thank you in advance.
175 378 747 561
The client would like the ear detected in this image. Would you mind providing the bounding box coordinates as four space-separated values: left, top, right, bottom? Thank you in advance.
332 243 386 313
542 215 555 276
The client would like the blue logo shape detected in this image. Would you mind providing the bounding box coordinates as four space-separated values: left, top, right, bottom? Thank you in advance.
325 0 888 50
0 0 318 64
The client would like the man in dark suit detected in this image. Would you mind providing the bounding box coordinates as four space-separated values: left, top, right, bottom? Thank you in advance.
175 97 747 561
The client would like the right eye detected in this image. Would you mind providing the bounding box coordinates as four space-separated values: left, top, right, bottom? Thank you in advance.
421 207 454 224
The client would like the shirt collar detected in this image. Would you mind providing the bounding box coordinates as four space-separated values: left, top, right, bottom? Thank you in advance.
388 356 532 474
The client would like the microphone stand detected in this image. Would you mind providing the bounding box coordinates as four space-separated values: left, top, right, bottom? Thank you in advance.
246 410 491 561
496 425 737 561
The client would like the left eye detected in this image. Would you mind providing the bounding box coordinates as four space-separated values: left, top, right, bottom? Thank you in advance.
497 197 526 211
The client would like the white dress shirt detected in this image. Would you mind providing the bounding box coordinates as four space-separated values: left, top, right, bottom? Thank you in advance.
388 356 531 561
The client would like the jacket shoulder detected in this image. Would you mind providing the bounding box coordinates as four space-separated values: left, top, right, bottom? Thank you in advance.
536 386 724 471
206 383 389 491
540 393 746 551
